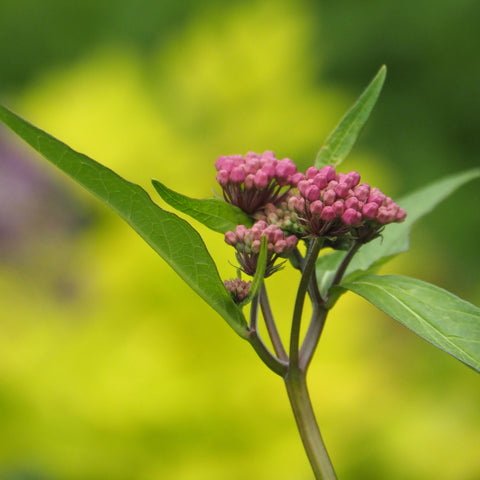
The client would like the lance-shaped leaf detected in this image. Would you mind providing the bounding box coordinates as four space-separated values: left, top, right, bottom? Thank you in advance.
0 104 248 337
315 65 386 169
342 274 480 373
152 179 253 234
316 168 480 294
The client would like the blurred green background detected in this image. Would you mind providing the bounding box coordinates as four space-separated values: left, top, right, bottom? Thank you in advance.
1 0 479 479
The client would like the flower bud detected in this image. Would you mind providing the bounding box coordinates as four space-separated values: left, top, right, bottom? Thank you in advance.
345 197 359 211
297 180 310 196
244 174 255 189
306 166 319 180
323 189 336 205
362 202 378 220
309 200 324 215
342 208 361 225
291 172 305 186
305 184 320 202
320 165 336 182
368 188 386 205
346 171 361 188
396 208 407 222
273 227 285 243
254 170 269 188
286 235 299 249
230 167 245 183
235 224 248 241
276 158 296 178
313 173 328 189
354 183 370 202
216 170 229 186
225 231 237 245
275 239 287 254
332 200 345 216
261 162 276 177
251 239 262 253
376 207 391 224
321 206 336 221
334 182 350 198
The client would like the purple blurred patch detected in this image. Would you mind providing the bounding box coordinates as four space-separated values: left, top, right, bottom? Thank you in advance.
0 131 95 300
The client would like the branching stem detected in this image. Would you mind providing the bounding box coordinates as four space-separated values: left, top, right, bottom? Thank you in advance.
329 240 362 290
289 237 323 365
247 294 288 377
260 284 289 362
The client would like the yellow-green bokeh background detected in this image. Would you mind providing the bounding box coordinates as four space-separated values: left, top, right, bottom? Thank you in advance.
1 1 479 479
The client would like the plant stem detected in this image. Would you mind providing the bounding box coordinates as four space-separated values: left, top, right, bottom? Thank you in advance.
248 294 288 377
260 284 289 362
299 304 328 371
329 240 361 289
290 237 323 364
284 368 337 480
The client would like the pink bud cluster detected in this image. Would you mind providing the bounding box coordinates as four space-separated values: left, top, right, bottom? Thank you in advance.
216 151 303 214
224 220 298 276
290 165 406 240
223 278 252 303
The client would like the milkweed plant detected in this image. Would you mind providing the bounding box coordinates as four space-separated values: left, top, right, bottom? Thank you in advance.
1 66 479 479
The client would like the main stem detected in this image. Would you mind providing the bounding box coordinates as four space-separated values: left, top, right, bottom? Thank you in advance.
284 367 337 480
285 236 337 479
250 236 362 478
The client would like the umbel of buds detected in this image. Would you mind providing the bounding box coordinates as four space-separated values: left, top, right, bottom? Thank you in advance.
215 151 303 214
220 153 406 284
224 220 299 277
290 165 406 242
223 278 252 304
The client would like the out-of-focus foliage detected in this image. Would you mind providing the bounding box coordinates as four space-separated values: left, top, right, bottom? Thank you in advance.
314 0 480 294
1 1 479 479
0 0 246 93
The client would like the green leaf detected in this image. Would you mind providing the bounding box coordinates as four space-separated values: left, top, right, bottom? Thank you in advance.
0 104 248 338
342 274 480 372
343 168 480 279
315 65 386 169
152 179 253 234
244 236 268 304
316 250 345 298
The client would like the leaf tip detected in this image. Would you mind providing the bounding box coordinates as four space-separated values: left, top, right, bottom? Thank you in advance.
374 65 387 86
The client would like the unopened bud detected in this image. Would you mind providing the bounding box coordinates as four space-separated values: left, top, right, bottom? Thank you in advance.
396 208 407 222
321 206 336 221
225 231 237 245
323 189 336 205
306 166 319 180
342 208 361 225
320 165 336 181
362 202 379 220
305 184 320 202
230 167 245 183
309 200 324 215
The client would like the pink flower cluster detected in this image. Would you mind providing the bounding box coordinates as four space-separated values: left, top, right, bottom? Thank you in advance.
218 150 408 279
223 278 252 303
289 165 406 240
216 151 302 214
224 220 298 276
